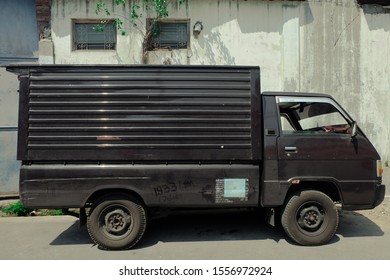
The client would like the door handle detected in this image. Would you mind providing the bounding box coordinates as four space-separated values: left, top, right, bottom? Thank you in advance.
285 146 297 153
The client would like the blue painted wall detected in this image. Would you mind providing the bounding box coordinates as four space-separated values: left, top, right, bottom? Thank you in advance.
0 0 39 63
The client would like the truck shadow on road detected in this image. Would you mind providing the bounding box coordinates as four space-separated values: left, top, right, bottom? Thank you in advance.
50 209 384 248
336 210 384 238
51 209 285 247
139 209 285 248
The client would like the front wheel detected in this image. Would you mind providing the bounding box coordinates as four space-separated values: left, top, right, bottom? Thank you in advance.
87 193 147 250
281 190 339 246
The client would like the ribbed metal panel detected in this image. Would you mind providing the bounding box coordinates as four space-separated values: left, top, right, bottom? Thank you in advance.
10 65 261 161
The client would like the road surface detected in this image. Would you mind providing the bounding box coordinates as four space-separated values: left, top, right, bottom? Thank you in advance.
0 197 389 260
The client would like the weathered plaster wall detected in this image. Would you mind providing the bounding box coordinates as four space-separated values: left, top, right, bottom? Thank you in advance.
49 0 390 162
51 0 144 64
359 6 390 163
298 0 390 161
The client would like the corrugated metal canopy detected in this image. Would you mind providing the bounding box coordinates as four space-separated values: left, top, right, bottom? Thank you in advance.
7 65 262 162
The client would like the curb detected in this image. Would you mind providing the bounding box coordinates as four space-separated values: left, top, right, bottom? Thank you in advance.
0 194 19 208
0 193 19 200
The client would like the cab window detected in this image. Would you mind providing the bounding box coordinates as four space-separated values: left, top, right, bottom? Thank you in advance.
278 98 351 135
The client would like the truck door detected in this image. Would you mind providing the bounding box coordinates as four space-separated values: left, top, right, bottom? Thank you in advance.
276 96 379 207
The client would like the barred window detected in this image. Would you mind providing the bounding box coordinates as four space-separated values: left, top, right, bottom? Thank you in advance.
148 19 190 50
73 20 116 50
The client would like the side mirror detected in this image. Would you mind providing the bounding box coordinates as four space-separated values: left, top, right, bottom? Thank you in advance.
351 121 358 140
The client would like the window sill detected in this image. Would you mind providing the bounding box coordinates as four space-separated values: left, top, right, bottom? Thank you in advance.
71 49 117 52
148 48 189 52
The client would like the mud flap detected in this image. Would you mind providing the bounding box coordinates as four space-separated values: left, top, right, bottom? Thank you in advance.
266 207 276 227
79 207 87 229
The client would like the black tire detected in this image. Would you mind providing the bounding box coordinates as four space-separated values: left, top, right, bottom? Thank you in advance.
87 193 147 250
281 190 338 246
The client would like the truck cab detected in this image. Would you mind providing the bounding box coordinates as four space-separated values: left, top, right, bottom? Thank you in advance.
261 92 384 245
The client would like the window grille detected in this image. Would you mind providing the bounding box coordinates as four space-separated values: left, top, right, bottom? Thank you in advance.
73 21 116 50
149 20 189 50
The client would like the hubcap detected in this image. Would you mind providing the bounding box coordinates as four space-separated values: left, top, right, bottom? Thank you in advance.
103 209 131 235
297 205 325 231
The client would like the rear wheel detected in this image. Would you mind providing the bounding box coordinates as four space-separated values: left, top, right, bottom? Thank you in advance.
87 193 147 250
281 190 338 246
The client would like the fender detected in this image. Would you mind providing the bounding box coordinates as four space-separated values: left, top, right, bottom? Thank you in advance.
261 176 343 207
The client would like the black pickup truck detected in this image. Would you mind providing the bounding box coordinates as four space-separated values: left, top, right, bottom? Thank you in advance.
6 64 385 250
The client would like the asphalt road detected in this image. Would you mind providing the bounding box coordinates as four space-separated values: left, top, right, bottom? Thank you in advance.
0 198 389 260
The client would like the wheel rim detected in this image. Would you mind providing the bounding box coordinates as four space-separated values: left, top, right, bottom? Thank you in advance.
98 204 133 240
296 202 327 233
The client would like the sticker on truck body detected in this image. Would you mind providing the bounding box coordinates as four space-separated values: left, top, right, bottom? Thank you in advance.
215 178 249 203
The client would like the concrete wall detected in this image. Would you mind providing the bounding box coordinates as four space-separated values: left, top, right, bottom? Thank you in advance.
0 0 38 194
49 0 390 164
51 0 144 64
